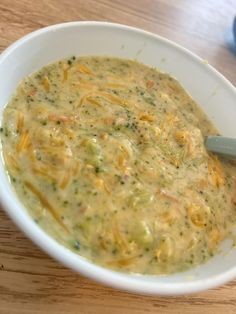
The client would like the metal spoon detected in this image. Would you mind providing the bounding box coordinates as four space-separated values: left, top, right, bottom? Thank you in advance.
205 136 236 160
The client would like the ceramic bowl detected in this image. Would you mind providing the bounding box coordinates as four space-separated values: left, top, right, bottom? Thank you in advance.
0 21 236 296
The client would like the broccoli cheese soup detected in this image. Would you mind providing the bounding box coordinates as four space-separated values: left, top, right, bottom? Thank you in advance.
1 56 236 275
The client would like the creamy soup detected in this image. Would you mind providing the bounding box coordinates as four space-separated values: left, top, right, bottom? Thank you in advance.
1 56 236 275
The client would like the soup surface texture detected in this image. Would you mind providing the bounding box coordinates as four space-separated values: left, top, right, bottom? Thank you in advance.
1 56 236 274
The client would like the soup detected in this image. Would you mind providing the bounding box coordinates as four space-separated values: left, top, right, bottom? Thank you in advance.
1 56 236 274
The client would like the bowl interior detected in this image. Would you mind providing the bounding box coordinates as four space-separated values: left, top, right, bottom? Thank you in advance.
0 21 236 295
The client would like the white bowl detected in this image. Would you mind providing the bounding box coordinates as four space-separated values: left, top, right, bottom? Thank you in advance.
0 21 236 296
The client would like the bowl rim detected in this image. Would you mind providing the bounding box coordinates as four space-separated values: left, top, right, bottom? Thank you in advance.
0 21 236 296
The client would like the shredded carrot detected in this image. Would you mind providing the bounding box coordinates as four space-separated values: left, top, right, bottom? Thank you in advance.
167 82 181 93
63 67 69 82
41 76 50 92
107 255 137 266
32 166 56 181
48 114 75 123
104 83 126 89
208 154 225 187
78 94 92 107
59 169 71 189
174 130 189 145
17 112 24 133
174 129 193 156
86 96 102 107
139 114 155 122
3 151 20 173
187 203 209 227
119 144 131 159
117 154 126 168
25 181 69 232
77 64 94 75
99 92 127 107
76 81 97 90
79 91 131 109
16 131 30 153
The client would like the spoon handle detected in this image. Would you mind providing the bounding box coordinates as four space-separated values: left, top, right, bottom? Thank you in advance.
205 136 236 160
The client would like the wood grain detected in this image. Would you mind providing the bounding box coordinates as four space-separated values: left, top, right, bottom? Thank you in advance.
0 1 236 313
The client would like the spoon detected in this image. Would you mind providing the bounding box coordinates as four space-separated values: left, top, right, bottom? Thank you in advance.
205 136 236 160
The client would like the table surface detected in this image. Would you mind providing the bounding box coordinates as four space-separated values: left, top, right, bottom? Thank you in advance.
0 0 236 313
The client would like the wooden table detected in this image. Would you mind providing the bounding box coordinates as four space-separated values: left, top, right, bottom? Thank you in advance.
0 1 236 313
